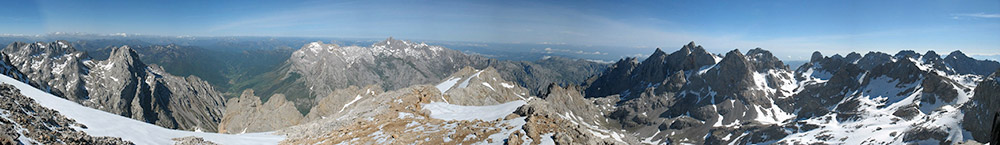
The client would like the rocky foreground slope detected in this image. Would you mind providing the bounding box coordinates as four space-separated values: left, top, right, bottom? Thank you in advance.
2 41 227 132
0 83 133 144
275 66 636 144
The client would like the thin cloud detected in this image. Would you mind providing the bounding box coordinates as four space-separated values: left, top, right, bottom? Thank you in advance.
952 13 1000 19
539 47 607 55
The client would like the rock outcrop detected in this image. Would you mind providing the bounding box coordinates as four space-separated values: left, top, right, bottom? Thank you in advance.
217 89 303 134
304 85 383 122
962 70 1000 143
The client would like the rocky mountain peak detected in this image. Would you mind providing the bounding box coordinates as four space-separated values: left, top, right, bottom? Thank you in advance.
719 49 747 66
707 49 753 83
645 48 668 63
942 50 1000 75
866 58 924 85
372 37 410 49
107 45 147 70
853 51 893 70
810 51 824 62
845 52 862 62
665 42 716 71
893 50 921 59
830 54 844 60
946 50 969 59
745 48 786 71
924 50 941 61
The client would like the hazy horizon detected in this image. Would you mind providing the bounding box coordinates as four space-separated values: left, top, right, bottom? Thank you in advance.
2 0 999 61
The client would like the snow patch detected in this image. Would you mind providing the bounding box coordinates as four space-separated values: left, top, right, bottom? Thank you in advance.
422 100 525 121
481 82 495 91
435 77 461 93
500 82 515 88
457 70 484 89
339 95 363 113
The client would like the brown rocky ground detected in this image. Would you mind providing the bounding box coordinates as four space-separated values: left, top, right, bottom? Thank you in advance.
277 67 637 144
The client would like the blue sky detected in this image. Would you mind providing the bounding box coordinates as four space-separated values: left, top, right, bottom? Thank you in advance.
2 0 999 60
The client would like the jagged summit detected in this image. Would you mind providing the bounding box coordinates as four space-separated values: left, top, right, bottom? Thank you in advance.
719 49 745 65
745 47 786 71
947 50 969 59
584 42 720 99
810 51 823 62
893 50 920 59
645 47 667 63
924 50 941 61
107 46 145 66
845 52 862 62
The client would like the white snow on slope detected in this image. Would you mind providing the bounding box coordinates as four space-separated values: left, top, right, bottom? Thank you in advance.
500 82 515 88
436 77 461 93
339 95 363 113
779 75 974 144
422 100 525 121
482 82 495 91
0 75 285 145
457 70 484 88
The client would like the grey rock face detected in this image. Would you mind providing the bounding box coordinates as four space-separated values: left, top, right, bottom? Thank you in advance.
0 51 29 84
962 71 1000 142
2 41 227 132
217 89 303 134
0 83 133 145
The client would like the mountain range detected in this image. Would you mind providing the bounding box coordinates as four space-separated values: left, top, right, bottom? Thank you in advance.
0 38 998 144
